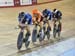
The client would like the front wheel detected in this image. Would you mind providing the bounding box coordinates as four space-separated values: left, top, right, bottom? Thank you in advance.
17 32 23 50
39 28 44 42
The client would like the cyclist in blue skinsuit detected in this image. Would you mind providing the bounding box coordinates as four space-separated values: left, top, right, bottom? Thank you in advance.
18 12 33 49
42 9 52 40
18 12 32 25
42 9 52 30
42 9 52 21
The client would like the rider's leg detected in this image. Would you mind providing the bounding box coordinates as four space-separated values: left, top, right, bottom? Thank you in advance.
32 22 39 45
39 22 44 45
46 19 51 39
18 26 24 39
57 16 62 21
26 25 31 41
24 25 31 48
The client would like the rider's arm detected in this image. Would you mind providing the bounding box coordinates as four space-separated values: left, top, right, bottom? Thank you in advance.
37 11 43 22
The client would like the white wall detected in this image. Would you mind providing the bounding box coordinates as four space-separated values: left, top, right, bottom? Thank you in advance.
20 0 32 5
0 0 14 6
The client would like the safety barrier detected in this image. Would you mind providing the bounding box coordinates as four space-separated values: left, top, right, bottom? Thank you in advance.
0 0 61 8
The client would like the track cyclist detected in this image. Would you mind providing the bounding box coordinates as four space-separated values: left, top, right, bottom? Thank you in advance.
52 8 62 21
32 9 44 45
42 9 52 40
17 12 33 50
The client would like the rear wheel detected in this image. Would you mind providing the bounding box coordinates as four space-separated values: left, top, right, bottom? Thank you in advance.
32 26 37 43
46 26 51 40
43 23 46 40
25 32 30 48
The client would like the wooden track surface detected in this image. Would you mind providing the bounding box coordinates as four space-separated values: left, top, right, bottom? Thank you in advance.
0 0 75 56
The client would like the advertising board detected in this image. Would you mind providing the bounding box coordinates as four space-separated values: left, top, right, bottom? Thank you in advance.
20 0 32 5
0 0 14 6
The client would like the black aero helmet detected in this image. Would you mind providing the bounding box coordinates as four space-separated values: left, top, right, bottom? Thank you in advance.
20 12 25 17
44 9 47 12
53 8 56 12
